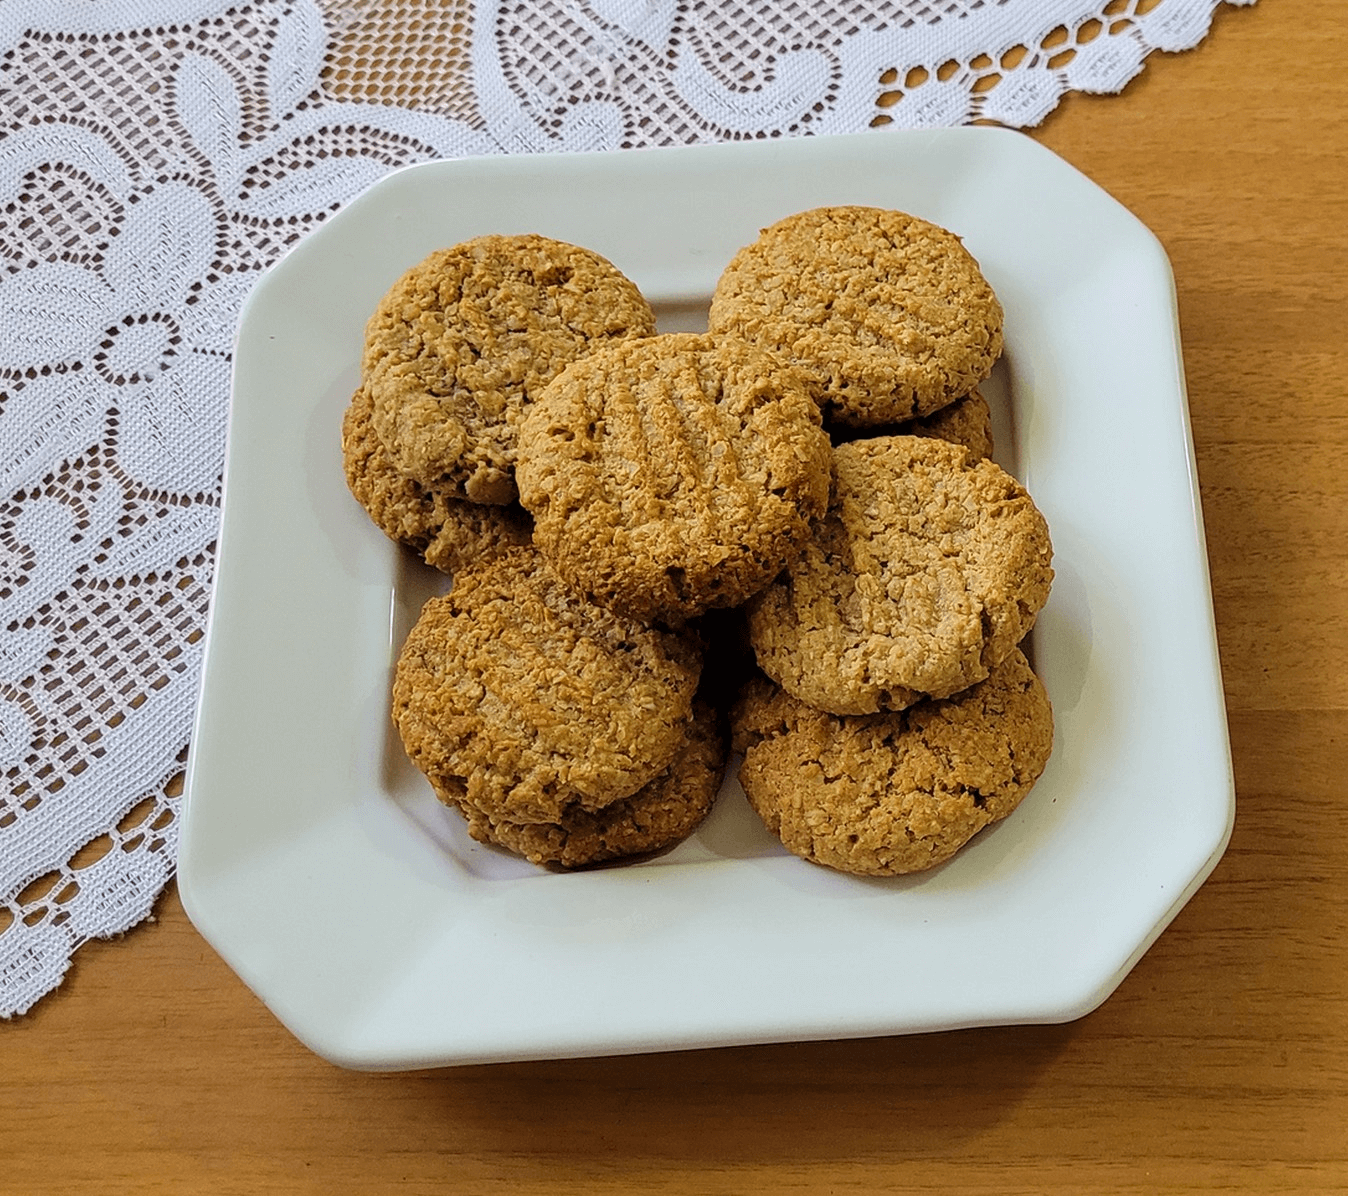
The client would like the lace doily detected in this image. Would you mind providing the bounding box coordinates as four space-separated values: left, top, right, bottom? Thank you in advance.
0 0 1252 1017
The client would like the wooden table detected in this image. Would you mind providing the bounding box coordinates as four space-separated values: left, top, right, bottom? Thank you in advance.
4 2 1344 1191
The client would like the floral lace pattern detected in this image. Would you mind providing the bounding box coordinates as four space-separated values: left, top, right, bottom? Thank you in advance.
0 0 1250 1016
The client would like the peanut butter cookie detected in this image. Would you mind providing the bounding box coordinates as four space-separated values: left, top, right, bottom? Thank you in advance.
903 387 995 460
341 383 532 573
516 333 832 625
731 649 1053 877
364 235 656 503
392 547 701 825
708 206 1003 426
833 388 995 461
747 435 1053 714
434 700 726 868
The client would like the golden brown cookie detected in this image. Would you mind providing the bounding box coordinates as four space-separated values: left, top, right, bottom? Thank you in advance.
747 435 1053 714
392 547 701 825
515 333 832 625
434 700 726 868
832 388 996 462
364 235 656 503
708 206 1003 426
731 649 1053 877
904 387 995 460
341 383 533 573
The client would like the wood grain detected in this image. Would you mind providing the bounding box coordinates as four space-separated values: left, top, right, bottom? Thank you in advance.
5 1 1347 1191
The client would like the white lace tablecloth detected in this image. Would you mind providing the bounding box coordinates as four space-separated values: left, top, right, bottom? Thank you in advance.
0 0 1251 1017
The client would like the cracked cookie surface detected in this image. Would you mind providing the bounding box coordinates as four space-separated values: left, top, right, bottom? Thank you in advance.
364 234 656 503
516 333 832 624
731 649 1053 876
747 435 1053 714
392 547 701 825
708 206 1003 426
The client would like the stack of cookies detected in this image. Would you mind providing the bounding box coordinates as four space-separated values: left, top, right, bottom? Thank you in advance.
344 208 1055 875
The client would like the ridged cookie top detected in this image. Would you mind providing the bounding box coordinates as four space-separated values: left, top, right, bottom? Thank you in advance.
708 206 1003 426
747 435 1053 713
341 383 532 574
392 547 701 824
731 649 1053 877
515 333 832 625
364 235 656 503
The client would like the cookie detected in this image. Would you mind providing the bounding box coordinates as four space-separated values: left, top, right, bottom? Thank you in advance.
363 235 656 503
392 547 701 825
435 700 726 868
904 387 995 460
731 649 1053 876
708 206 1003 426
515 333 832 625
832 388 995 462
747 435 1053 714
341 383 532 573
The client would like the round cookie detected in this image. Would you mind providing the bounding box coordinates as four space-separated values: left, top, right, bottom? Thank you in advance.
708 206 1003 426
747 435 1053 715
903 387 995 460
434 700 726 868
731 649 1053 877
341 384 533 573
832 388 995 462
392 547 701 825
364 235 656 503
516 333 832 625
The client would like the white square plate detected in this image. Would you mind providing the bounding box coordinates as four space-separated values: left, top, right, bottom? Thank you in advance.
180 128 1233 1070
